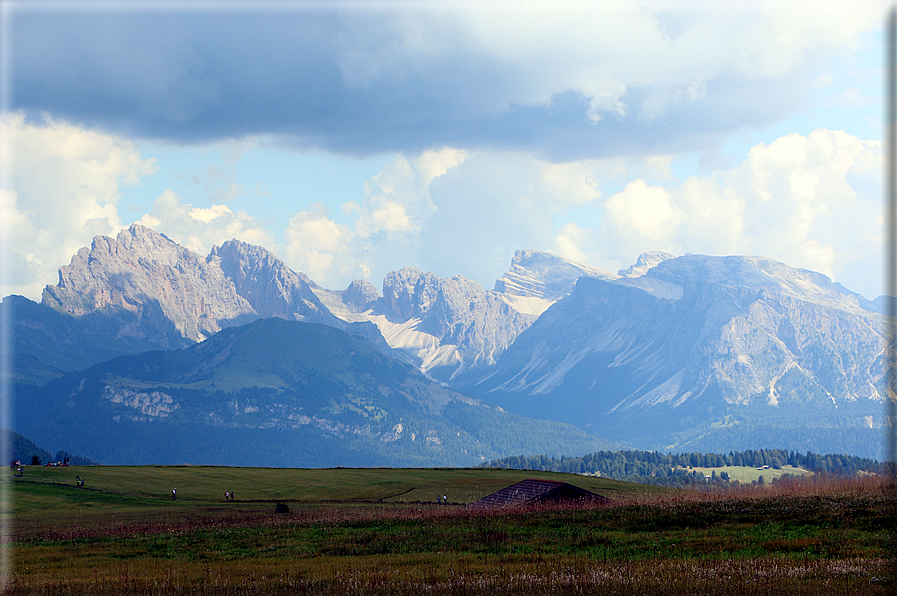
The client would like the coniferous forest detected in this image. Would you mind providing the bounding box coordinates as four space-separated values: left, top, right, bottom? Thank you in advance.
479 448 884 486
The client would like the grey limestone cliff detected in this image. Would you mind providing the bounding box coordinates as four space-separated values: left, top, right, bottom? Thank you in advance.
370 267 534 381
211 239 341 326
42 224 256 342
495 249 618 300
40 225 389 352
494 249 618 316
466 253 888 455
617 251 676 278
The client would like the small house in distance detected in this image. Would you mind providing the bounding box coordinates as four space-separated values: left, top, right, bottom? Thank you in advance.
471 479 609 508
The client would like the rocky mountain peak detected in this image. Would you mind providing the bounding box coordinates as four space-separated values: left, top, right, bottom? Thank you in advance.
617 251 676 278
382 267 443 320
370 266 536 380
495 249 617 300
342 280 381 313
211 239 337 324
42 224 255 342
492 249 617 316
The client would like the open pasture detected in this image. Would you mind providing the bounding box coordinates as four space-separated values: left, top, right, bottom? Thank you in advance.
686 465 813 484
6 466 895 595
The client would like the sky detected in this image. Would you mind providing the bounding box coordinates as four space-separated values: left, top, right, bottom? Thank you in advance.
0 0 890 301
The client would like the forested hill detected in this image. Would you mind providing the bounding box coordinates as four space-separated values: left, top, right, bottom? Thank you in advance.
479 449 884 486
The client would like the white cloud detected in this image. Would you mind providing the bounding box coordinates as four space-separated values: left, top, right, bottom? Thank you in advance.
283 204 356 284
189 204 232 223
731 129 880 287
2 116 882 306
280 148 470 288
585 128 881 297
417 151 618 283
678 176 745 255
276 148 612 288
552 223 592 265
353 148 468 240
539 161 603 207
137 190 274 256
604 180 685 257
270 129 884 299
0 113 155 299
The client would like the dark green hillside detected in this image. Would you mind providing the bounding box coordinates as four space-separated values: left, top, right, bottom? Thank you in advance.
3 294 189 389
2 428 52 464
19 318 614 467
92 316 409 391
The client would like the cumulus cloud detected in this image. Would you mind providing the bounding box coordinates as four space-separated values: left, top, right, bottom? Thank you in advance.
604 180 685 256
551 223 594 265
588 129 881 297
276 148 609 289
136 190 275 257
2 116 882 304
731 129 880 287
283 204 356 283
0 113 154 299
9 2 883 158
306 129 878 298
0 115 281 300
280 148 468 288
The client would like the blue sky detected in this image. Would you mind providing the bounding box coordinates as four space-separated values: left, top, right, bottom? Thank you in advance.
0 0 889 300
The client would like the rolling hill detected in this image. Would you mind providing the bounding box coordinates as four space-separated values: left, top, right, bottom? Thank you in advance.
17 318 613 467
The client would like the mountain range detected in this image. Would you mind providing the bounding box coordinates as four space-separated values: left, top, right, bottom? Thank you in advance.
5 224 891 463
16 318 612 467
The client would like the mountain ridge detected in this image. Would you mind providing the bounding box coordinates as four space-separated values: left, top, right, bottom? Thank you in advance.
461 259 886 457
17 318 615 467
9 224 891 460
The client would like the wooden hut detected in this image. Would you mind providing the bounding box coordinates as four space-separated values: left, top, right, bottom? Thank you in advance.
471 478 609 508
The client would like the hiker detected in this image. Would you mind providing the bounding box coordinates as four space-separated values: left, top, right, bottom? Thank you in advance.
172 488 176 500
225 491 229 501
229 491 235 501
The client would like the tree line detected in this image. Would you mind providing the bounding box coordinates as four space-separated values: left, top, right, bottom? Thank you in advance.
478 449 884 486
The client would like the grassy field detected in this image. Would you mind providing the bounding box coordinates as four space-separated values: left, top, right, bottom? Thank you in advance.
685 464 813 483
5 465 895 595
7 465 663 544
9 463 655 506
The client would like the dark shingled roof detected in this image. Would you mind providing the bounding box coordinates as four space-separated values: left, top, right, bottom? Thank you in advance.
471 479 609 508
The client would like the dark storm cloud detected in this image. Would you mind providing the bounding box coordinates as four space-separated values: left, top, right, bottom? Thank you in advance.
6 4 861 160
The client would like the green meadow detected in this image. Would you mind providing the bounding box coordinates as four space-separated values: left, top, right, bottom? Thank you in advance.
684 464 813 484
6 465 895 595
